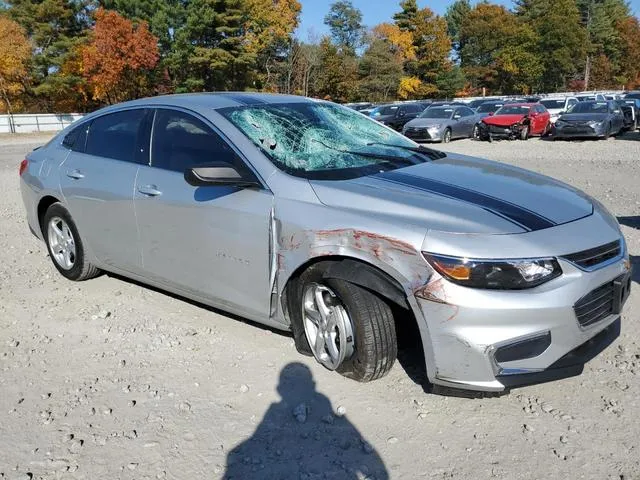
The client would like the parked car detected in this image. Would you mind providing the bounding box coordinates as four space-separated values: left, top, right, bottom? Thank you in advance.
478 103 551 141
621 95 640 128
613 99 636 131
424 101 467 110
475 100 505 117
20 93 631 392
576 93 606 102
539 97 579 124
371 103 425 131
466 98 501 110
402 105 481 143
553 100 625 140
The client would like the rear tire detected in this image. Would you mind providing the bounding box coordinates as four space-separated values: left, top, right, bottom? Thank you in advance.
290 263 397 382
42 203 101 281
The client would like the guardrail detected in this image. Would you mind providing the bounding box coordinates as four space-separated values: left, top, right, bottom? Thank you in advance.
0 113 84 134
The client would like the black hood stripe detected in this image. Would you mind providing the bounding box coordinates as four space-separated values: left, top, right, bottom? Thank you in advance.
378 171 556 232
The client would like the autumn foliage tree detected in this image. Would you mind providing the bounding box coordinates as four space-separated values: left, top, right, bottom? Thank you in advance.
0 16 31 114
82 8 159 104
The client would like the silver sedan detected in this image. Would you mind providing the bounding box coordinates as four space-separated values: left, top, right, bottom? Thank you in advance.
20 93 631 392
402 106 483 143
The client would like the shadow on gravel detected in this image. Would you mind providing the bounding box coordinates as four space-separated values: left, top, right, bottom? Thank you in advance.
224 362 389 480
614 131 640 141
618 216 640 229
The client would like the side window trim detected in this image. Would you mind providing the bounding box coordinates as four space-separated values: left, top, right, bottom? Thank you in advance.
149 106 268 189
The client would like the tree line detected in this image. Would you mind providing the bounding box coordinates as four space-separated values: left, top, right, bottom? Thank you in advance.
0 0 639 114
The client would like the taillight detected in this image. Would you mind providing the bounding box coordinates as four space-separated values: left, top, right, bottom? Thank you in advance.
19 159 28 176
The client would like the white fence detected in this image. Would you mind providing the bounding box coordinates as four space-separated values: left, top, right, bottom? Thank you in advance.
0 113 84 134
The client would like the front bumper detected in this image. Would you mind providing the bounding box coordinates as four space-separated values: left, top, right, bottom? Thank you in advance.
479 123 522 140
403 127 442 142
415 252 630 391
553 123 607 138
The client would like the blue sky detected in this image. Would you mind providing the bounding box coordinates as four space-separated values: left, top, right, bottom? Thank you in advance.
296 0 640 39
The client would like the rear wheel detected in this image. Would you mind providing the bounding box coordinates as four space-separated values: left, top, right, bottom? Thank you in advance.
42 203 101 281
291 263 397 382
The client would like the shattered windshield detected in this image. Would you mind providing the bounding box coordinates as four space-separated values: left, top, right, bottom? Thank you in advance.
419 108 454 119
220 102 433 179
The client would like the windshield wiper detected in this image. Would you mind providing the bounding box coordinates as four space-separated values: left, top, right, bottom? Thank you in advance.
365 142 447 160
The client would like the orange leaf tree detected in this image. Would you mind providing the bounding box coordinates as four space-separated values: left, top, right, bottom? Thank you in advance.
0 16 31 115
82 8 159 104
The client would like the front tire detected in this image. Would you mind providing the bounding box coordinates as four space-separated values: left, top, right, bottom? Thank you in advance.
42 203 101 281
291 263 397 382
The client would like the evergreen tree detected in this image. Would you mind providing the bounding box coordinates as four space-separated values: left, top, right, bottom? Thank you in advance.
393 0 418 32
324 1 364 52
517 0 587 91
444 0 471 59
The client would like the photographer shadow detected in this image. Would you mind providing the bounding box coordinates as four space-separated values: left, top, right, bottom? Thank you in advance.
224 362 389 480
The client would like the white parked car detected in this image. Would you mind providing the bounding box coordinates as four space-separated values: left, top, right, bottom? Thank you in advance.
540 97 579 124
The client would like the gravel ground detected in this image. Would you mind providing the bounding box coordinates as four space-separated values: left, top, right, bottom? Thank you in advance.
1 133 639 480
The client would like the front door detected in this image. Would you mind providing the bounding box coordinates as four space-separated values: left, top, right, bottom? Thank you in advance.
134 108 273 318
58 108 150 272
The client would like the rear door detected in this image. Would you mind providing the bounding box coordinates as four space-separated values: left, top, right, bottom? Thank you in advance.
134 108 274 318
59 108 150 272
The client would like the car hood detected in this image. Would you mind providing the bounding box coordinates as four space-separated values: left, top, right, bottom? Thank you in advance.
482 114 527 127
559 113 608 122
309 153 593 235
404 118 449 128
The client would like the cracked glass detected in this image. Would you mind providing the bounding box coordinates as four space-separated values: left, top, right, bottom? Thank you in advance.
220 102 425 179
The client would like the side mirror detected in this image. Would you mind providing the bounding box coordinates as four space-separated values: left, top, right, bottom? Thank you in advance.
184 162 260 188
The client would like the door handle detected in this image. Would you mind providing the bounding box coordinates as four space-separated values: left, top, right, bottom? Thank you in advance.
138 185 163 197
66 169 84 180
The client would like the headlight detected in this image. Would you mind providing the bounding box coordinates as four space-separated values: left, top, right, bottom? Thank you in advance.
423 253 562 289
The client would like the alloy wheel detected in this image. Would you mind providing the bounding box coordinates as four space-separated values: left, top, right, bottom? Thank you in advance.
47 216 76 270
302 283 355 370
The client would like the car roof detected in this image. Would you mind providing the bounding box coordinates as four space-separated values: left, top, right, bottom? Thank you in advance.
94 92 314 113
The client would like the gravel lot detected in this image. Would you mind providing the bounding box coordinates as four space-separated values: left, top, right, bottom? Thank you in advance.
1 132 639 480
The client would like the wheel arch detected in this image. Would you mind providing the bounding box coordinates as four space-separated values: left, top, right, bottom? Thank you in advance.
37 195 62 233
281 255 417 357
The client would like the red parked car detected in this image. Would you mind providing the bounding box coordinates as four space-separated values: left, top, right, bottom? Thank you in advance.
478 103 551 141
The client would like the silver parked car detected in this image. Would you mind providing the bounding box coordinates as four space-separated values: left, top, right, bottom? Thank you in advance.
20 93 631 392
402 105 481 143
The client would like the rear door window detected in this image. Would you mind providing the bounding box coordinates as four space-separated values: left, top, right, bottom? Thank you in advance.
62 123 89 152
85 109 149 163
150 109 240 173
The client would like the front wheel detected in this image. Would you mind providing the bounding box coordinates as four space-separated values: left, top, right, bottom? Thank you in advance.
292 264 397 382
42 203 101 281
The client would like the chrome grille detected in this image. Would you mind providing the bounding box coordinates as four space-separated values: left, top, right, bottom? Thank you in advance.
574 280 616 327
562 240 621 270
